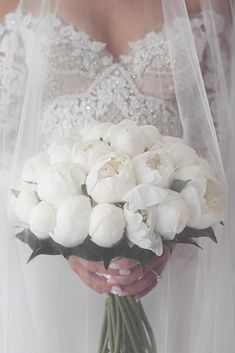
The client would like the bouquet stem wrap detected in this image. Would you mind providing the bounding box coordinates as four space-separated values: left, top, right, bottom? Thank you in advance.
99 295 157 353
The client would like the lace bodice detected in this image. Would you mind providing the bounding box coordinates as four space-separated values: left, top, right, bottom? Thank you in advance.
0 8 227 152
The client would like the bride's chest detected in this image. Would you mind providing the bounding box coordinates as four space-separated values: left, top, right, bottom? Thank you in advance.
16 12 210 144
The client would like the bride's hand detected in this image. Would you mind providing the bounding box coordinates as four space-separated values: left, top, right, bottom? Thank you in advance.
68 249 169 301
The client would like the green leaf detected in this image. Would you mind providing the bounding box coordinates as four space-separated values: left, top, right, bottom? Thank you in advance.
176 227 217 243
81 184 88 196
175 237 203 249
11 189 20 198
16 229 39 250
163 240 175 254
170 179 191 193
27 241 61 263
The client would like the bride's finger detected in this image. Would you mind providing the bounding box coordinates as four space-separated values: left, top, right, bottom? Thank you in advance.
68 257 114 295
134 279 159 301
121 271 158 296
71 256 139 276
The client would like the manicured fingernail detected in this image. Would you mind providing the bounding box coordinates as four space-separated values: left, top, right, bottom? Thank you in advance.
119 269 131 276
107 276 117 284
109 263 121 270
111 286 122 295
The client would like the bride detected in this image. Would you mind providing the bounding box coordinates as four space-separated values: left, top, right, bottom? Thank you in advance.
0 0 234 352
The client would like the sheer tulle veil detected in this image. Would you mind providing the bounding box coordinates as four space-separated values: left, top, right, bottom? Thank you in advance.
0 0 235 352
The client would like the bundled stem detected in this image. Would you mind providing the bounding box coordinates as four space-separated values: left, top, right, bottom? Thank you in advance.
98 295 157 353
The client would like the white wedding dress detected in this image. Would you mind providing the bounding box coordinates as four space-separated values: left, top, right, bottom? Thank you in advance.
0 2 234 353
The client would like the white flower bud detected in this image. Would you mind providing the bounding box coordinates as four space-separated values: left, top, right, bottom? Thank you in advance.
53 195 92 247
89 204 125 247
15 189 39 225
194 178 225 229
163 143 199 169
48 137 75 164
81 122 113 142
140 125 161 149
105 120 146 157
154 190 189 240
30 201 56 239
38 163 86 208
72 140 111 173
21 152 50 183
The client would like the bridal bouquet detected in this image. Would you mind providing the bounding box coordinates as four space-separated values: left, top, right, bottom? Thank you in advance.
14 119 224 353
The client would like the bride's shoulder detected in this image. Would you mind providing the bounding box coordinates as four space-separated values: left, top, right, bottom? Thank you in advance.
0 0 19 21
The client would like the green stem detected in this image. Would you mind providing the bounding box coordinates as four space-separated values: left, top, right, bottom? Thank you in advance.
107 299 114 352
117 297 142 353
121 297 143 350
113 296 121 353
126 296 152 352
98 304 108 353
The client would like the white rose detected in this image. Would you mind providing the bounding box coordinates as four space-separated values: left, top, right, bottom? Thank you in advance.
48 137 76 164
140 125 161 149
72 140 111 173
162 143 199 169
29 201 56 239
38 163 86 208
193 178 225 229
89 204 125 247
15 189 39 225
154 190 189 240
86 153 136 203
133 149 175 188
124 204 163 256
81 122 113 142
22 152 50 183
105 120 146 157
53 195 92 247
123 184 168 212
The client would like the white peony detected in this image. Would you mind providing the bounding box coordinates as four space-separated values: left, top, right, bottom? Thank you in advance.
123 184 167 255
86 153 136 203
15 189 39 225
154 190 189 240
29 201 56 239
140 125 161 149
174 165 203 181
192 178 224 229
38 163 86 208
161 142 199 169
105 120 147 158
21 152 50 183
124 204 163 256
48 138 75 164
81 121 113 142
53 195 92 247
123 184 168 212
89 204 125 247
132 149 175 188
180 178 207 227
72 140 111 173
